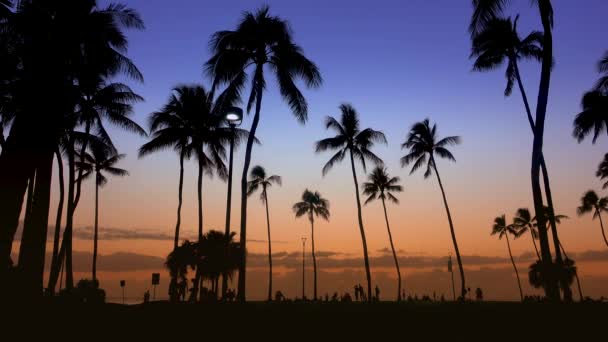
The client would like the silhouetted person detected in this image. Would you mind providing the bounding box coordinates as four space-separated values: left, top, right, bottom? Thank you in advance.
332 292 339 302
476 287 483 301
354 285 360 301
375 285 380 301
144 290 150 304
433 291 436 301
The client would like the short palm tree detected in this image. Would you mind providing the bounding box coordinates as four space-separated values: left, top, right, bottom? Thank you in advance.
247 165 282 301
400 119 466 299
293 189 330 301
197 230 242 300
577 190 608 248
205 5 322 300
492 215 524 301
362 166 404 301
77 145 128 282
513 208 541 260
315 104 386 301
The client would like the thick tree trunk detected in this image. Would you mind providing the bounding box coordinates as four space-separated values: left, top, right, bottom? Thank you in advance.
431 156 466 300
264 189 273 301
506 233 524 301
222 132 235 299
48 148 64 294
237 81 263 302
348 149 372 302
169 151 185 302
310 214 318 301
192 156 204 301
92 173 99 281
381 197 402 301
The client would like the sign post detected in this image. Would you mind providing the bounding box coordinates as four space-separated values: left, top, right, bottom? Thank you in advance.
151 273 160 301
448 254 456 301
120 280 126 304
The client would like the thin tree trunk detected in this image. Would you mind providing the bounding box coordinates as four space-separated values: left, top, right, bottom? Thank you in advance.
597 209 608 248
505 233 524 301
310 214 318 301
529 228 541 261
559 240 584 301
381 197 402 301
348 149 372 302
48 148 64 294
530 0 560 301
222 132 235 299
193 155 204 301
430 156 466 300
237 80 264 302
19 168 36 262
169 151 185 302
92 173 99 281
263 189 273 301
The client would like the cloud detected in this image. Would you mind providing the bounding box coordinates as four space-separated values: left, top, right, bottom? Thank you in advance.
72 226 176 241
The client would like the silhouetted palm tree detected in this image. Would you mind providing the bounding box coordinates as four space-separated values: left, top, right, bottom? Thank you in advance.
573 90 608 144
315 104 386 301
401 119 466 299
362 166 404 301
196 230 242 300
293 189 330 301
577 190 608 248
597 51 608 91
596 154 608 189
470 0 560 301
492 215 523 301
205 5 322 300
247 165 282 301
76 145 128 281
166 240 197 290
513 208 541 260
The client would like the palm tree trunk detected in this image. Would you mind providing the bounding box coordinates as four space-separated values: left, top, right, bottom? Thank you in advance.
597 209 608 248
197 156 204 242
237 79 264 302
263 189 273 301
430 156 466 300
559 241 584 301
381 197 402 301
222 131 235 299
170 151 185 301
310 214 318 301
505 233 524 301
348 149 372 302
529 228 541 261
23 169 36 230
530 0 560 301
48 148 64 294
92 173 99 281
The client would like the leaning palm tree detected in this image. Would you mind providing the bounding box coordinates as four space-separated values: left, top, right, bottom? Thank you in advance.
362 166 404 301
573 90 608 144
247 165 282 301
205 5 322 300
577 190 608 248
513 208 541 260
492 215 524 301
293 189 330 301
76 145 128 282
315 104 386 301
596 154 608 189
401 119 466 299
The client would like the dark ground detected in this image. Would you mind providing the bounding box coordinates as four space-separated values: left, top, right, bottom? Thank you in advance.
6 301 607 339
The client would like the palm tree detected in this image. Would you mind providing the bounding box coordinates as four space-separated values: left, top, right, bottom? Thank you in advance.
513 208 541 260
577 190 608 248
166 240 197 297
596 154 608 189
362 166 404 301
470 0 560 301
196 230 242 300
400 119 466 299
597 51 608 92
491 215 524 301
293 189 330 301
572 90 608 144
315 104 386 301
76 145 128 281
205 5 322 300
247 165 282 301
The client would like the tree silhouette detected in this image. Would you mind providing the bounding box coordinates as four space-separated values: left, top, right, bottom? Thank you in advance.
573 90 608 144
596 154 608 189
491 215 524 301
247 165 282 301
401 119 466 299
513 208 541 260
293 189 330 301
205 5 322 301
577 190 608 248
76 145 128 281
315 104 386 302
362 166 404 301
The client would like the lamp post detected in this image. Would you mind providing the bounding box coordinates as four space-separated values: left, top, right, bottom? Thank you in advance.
221 107 243 299
302 237 307 300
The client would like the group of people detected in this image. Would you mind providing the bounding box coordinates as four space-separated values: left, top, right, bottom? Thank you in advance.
353 284 381 302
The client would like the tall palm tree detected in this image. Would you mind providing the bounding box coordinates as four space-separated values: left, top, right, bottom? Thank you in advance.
491 215 524 301
247 165 282 301
596 154 608 189
76 145 128 281
205 5 322 300
572 90 608 144
315 104 386 301
513 208 541 260
293 189 330 301
470 0 560 301
362 166 404 301
401 119 466 299
577 190 608 248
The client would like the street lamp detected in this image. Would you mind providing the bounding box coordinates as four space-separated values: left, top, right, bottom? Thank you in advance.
221 107 243 299
302 237 307 300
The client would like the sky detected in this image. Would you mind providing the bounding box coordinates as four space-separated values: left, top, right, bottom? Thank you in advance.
14 0 608 301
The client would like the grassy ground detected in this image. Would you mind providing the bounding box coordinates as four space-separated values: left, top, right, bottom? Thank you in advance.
6 301 607 339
